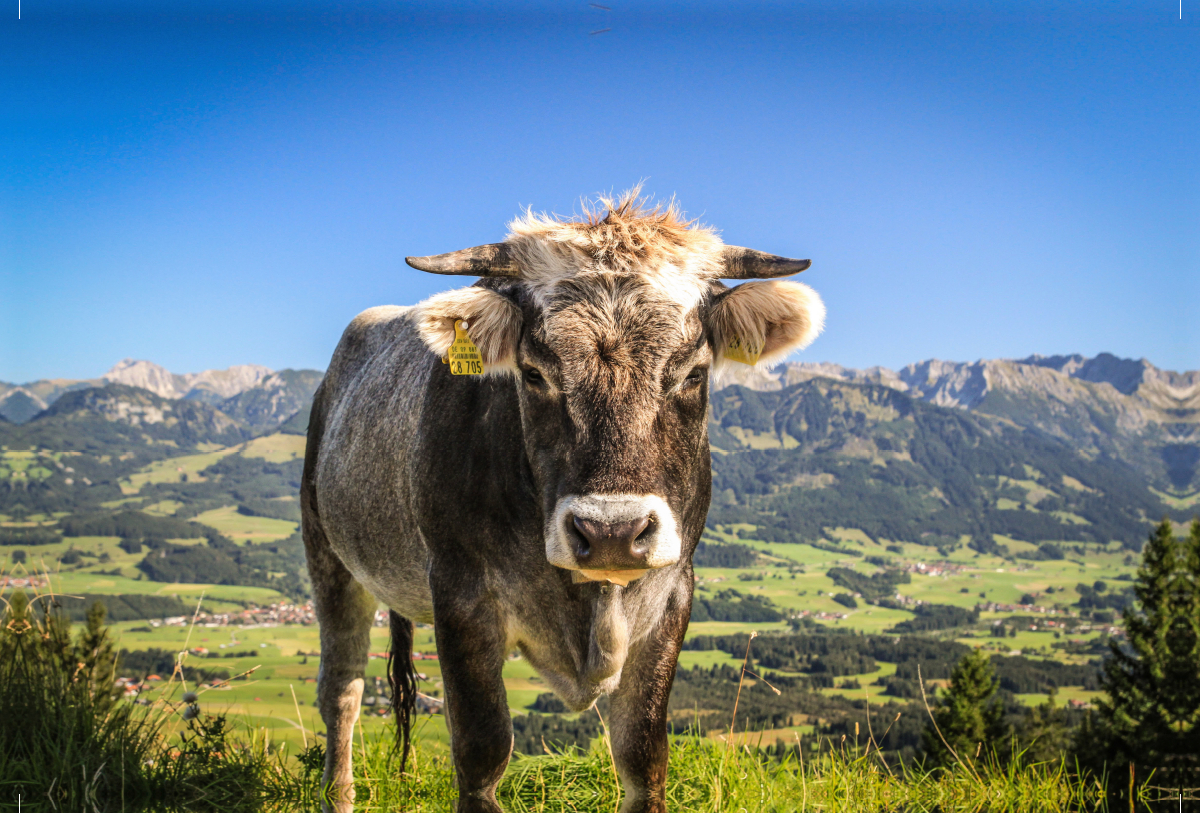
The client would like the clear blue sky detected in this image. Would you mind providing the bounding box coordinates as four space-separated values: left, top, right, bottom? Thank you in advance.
2 0 1196 382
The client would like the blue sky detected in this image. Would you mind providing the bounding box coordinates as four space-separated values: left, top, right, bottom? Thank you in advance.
2 0 1196 382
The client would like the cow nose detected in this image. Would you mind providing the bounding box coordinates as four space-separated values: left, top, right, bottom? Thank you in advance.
571 515 652 570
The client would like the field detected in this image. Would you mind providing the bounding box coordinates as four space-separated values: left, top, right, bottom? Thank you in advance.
0 432 1145 764
2 507 1132 756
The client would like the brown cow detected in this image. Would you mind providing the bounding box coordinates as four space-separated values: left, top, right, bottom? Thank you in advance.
302 192 824 812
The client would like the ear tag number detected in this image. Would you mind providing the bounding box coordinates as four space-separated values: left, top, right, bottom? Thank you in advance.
725 334 762 366
448 320 486 376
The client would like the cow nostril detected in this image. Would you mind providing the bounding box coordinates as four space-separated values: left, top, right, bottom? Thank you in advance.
571 516 593 556
631 517 654 551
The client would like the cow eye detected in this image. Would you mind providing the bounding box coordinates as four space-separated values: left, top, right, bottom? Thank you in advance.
681 368 705 390
523 367 545 386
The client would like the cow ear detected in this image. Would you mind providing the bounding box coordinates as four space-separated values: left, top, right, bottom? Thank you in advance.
414 286 522 373
707 280 825 369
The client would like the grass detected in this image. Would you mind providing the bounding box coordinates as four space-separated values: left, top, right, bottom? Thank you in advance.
319 720 1110 813
120 448 240 493
0 589 303 813
190 505 298 542
239 433 307 463
0 577 1158 813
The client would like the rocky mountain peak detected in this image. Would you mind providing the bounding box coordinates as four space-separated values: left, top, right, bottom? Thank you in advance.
103 359 182 398
103 359 274 402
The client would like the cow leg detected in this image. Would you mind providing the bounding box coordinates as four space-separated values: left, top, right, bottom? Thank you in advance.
606 619 685 813
432 576 512 813
306 521 377 811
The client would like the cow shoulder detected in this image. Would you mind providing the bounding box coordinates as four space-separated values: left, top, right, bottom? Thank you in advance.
319 306 414 401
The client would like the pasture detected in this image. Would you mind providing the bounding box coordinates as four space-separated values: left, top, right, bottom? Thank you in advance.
53 502 1132 753
1 436 1140 761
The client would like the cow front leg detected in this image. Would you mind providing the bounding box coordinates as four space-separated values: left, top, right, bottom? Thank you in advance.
306 524 377 811
432 575 513 813
607 618 685 813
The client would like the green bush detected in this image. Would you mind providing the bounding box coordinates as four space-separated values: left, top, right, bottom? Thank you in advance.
0 590 304 811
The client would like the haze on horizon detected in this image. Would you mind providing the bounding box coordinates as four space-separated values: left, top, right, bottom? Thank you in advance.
2 0 1196 383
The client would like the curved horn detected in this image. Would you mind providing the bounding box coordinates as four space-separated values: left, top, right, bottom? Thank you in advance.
720 246 811 279
405 243 519 277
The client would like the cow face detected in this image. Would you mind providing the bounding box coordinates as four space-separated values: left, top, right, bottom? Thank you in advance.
410 194 824 583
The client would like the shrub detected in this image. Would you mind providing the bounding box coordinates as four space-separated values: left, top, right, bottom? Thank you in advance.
0 590 300 811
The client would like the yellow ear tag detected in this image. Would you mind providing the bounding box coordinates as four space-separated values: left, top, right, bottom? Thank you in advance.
725 334 762 366
448 320 486 376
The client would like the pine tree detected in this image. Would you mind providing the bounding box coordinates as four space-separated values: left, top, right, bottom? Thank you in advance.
922 647 1008 768
1016 687 1073 764
75 601 118 713
1088 519 1200 779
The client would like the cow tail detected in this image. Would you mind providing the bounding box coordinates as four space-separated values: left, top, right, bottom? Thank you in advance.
387 610 419 773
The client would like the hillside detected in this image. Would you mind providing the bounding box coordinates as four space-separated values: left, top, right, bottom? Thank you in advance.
709 379 1170 555
716 353 1200 493
3 352 1190 761
0 359 323 430
2 352 1195 537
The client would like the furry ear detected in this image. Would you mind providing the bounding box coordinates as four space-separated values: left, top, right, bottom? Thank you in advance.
708 280 825 369
414 286 522 374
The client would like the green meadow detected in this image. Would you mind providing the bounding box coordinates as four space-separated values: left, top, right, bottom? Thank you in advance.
3 496 1136 754
0 429 1163 811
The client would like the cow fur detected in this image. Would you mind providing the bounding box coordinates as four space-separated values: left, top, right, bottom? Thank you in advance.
303 192 824 813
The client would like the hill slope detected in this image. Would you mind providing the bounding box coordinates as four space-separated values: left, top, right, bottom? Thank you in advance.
0 360 324 428
716 353 1199 492
708 377 1173 553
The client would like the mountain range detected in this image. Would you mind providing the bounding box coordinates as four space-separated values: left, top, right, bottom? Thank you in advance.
0 360 323 431
716 353 1199 492
2 353 1196 550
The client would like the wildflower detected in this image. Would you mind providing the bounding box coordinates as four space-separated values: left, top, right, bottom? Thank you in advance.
182 691 198 703
182 704 200 721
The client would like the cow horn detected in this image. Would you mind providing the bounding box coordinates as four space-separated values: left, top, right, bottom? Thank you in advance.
405 243 519 277
720 246 811 279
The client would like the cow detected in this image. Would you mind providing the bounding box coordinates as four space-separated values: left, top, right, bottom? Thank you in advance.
301 193 825 813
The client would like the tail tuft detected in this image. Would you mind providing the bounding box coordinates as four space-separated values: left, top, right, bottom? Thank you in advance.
386 610 419 773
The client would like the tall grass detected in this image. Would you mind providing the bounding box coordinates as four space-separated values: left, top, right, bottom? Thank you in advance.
327 628 1113 812
0 587 302 812
324 723 1112 813
0 583 1132 813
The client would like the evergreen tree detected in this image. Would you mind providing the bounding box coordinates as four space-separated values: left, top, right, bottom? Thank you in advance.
1015 687 1073 765
75 601 118 713
1084 519 1200 780
921 647 1008 767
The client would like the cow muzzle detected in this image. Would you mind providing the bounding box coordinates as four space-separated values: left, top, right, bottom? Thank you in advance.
546 494 682 584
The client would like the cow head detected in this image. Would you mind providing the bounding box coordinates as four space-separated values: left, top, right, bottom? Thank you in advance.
409 193 824 585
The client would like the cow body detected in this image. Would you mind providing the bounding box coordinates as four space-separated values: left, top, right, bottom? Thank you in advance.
303 194 824 812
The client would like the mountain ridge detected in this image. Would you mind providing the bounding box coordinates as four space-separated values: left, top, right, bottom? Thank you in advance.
0 360 325 429
2 353 1195 548
715 353 1199 492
